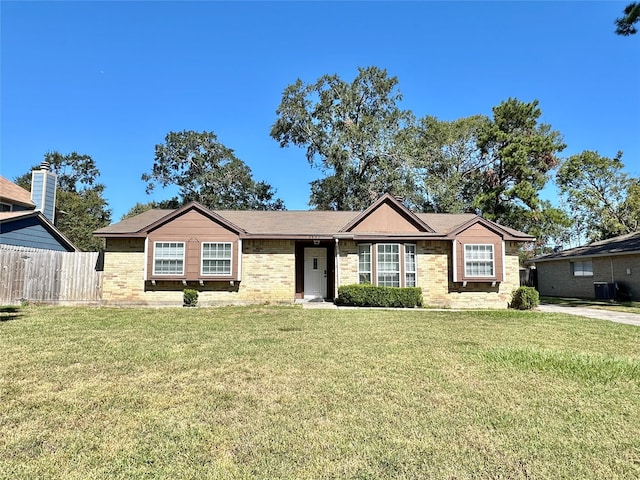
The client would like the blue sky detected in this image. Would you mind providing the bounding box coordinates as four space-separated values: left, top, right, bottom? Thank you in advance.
2 1 639 221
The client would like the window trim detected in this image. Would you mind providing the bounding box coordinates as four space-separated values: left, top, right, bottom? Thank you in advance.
405 243 417 287
201 241 233 277
152 241 185 276
377 243 401 287
357 243 372 284
464 244 495 278
357 242 417 288
571 260 593 277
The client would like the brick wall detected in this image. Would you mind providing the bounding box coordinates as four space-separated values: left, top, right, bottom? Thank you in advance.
102 238 295 306
102 237 524 308
236 239 295 304
537 254 640 301
336 240 522 309
102 238 147 304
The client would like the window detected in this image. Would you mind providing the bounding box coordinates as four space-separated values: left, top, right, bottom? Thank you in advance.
358 244 372 284
358 243 417 287
572 260 593 277
464 244 494 277
0 202 11 212
153 242 185 275
405 244 416 287
202 242 232 276
377 244 400 287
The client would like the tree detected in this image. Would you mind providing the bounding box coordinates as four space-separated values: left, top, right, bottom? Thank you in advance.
556 151 639 241
141 130 285 211
15 151 111 251
615 2 640 36
409 114 488 213
270 66 416 210
121 200 180 220
473 98 569 247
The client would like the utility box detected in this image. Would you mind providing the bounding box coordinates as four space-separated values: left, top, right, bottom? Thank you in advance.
594 282 617 300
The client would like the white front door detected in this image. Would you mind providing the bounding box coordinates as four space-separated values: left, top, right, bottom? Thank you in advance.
304 248 327 300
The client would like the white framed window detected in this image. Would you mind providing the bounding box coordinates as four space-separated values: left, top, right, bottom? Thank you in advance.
572 260 593 277
202 242 232 276
358 244 372 284
464 244 494 277
405 244 417 287
0 202 12 212
377 244 400 287
153 242 185 275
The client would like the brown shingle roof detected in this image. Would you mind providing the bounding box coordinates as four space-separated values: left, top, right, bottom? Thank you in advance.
417 213 477 234
0 176 35 208
94 202 533 241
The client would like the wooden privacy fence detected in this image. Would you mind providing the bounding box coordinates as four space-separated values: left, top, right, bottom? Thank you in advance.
0 245 103 305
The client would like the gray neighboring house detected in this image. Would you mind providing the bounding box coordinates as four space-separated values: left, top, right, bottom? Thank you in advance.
530 232 640 301
0 163 77 252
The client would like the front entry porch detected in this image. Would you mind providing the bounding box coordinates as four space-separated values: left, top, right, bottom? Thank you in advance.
294 241 335 301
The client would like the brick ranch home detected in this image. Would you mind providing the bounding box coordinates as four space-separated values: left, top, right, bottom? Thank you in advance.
94 194 534 308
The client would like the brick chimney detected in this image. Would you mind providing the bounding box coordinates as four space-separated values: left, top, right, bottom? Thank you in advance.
31 162 57 223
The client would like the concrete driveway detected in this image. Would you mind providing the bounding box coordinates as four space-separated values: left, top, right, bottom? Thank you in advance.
538 304 640 327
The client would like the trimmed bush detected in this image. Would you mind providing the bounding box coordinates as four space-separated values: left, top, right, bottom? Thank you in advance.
510 286 539 310
337 284 422 308
183 289 199 307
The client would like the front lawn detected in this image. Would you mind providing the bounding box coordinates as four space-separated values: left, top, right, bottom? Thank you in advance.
2 306 639 479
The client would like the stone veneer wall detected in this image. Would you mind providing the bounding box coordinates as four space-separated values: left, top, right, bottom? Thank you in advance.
336 240 521 309
102 238 295 306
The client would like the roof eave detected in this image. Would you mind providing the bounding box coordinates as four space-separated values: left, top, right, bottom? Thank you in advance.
530 249 640 263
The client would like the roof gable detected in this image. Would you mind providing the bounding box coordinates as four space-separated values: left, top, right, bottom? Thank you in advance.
143 202 246 235
445 215 535 241
0 211 78 251
339 194 434 233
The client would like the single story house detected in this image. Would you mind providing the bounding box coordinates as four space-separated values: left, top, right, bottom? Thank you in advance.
529 232 640 301
0 166 77 252
94 194 534 308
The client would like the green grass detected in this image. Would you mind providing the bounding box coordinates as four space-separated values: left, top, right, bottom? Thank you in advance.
541 296 640 314
2 306 640 479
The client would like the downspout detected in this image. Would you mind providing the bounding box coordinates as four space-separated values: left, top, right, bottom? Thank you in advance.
335 238 340 298
144 237 149 281
610 256 614 283
238 238 243 282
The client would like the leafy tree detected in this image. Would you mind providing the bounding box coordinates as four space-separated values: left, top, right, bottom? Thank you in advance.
557 150 639 241
270 66 416 210
141 130 285 211
409 114 488 213
121 200 180 220
615 2 640 36
474 98 569 245
15 151 111 251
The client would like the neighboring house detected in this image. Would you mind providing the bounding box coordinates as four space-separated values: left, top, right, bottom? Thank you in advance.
0 164 77 252
94 194 533 308
529 232 640 301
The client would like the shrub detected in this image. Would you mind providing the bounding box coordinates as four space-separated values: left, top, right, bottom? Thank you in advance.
510 286 539 310
183 289 199 307
337 284 422 308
